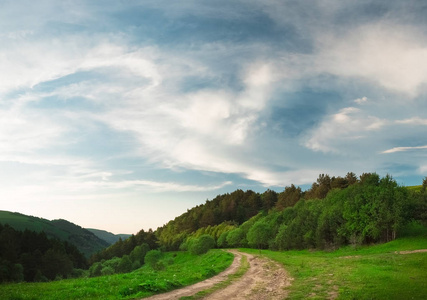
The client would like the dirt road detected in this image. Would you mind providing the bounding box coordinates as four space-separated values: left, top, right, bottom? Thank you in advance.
143 250 291 300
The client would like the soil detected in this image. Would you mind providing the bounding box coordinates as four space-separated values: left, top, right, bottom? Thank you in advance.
143 250 292 300
396 249 427 254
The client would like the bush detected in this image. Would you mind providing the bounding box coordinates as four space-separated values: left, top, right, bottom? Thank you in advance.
217 231 229 248
189 235 215 255
101 266 115 276
226 228 246 247
144 250 163 270
118 255 132 273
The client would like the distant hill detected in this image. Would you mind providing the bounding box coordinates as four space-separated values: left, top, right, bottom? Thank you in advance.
0 210 109 257
86 228 131 245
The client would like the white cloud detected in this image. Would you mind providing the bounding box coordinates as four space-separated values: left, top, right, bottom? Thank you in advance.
396 117 427 126
97 179 233 192
382 145 427 154
305 107 387 153
315 22 427 96
0 108 64 155
354 96 368 104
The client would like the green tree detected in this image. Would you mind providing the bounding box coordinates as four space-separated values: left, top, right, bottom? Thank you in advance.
217 231 229 248
189 235 215 255
247 220 272 250
118 255 132 273
130 244 149 264
276 184 302 210
226 228 246 247
101 266 114 276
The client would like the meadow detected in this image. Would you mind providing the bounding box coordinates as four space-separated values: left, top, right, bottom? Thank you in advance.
242 224 427 299
0 250 233 300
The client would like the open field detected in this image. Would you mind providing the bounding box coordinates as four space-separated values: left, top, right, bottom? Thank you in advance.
242 231 427 299
0 250 233 300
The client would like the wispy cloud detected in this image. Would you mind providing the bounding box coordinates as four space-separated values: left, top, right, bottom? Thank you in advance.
1 0 427 232
304 107 387 154
396 117 427 126
382 145 427 154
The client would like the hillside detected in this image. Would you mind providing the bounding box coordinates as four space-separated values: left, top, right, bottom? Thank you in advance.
0 211 108 257
86 228 131 245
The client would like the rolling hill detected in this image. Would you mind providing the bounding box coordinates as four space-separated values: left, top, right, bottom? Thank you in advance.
86 228 131 245
0 210 109 257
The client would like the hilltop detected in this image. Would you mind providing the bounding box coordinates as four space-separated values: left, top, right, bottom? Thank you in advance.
0 211 109 257
86 228 131 245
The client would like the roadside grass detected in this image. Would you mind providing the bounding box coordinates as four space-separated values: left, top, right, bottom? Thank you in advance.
180 252 250 300
242 230 427 300
0 250 233 300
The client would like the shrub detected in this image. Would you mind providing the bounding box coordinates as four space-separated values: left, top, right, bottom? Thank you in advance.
144 250 163 270
189 235 215 255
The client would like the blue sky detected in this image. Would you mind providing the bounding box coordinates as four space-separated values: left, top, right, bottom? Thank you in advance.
1 0 427 234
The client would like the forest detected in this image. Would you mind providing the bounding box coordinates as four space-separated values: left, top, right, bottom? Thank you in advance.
0 224 87 282
1 172 426 283
157 173 426 252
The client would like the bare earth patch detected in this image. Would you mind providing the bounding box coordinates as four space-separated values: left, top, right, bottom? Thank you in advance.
142 250 292 300
395 249 427 254
205 251 292 300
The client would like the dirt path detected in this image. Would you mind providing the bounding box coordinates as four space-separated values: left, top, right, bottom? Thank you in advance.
143 250 292 300
205 250 292 300
143 250 243 300
395 249 427 254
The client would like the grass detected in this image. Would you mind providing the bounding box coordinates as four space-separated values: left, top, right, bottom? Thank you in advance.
180 252 250 300
241 225 427 299
0 250 233 300
406 185 423 193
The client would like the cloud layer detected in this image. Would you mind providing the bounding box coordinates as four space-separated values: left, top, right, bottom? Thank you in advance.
1 0 427 233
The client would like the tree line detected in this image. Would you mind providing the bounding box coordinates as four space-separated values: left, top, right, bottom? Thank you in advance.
156 172 363 250
88 228 157 264
157 173 426 252
0 224 87 282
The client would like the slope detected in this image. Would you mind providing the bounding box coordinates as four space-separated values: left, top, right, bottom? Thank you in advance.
86 228 131 245
0 210 108 257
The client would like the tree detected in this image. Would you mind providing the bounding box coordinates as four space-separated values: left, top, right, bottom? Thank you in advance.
276 184 302 210
130 244 149 264
217 231 229 248
118 255 132 273
261 189 278 211
189 235 215 255
247 220 272 250
226 228 246 247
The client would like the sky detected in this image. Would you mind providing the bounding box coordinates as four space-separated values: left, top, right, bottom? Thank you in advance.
1 0 427 234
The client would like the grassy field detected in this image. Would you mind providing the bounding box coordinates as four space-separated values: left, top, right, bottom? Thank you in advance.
242 223 427 299
0 250 233 300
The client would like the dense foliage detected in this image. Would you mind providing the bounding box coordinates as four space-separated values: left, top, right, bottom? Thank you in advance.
89 228 157 264
173 173 426 252
0 224 87 282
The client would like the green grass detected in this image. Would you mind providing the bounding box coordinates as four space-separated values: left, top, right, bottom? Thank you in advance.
0 250 233 300
406 185 423 192
242 233 427 299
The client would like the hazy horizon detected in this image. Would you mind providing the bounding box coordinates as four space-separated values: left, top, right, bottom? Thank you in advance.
1 0 427 234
